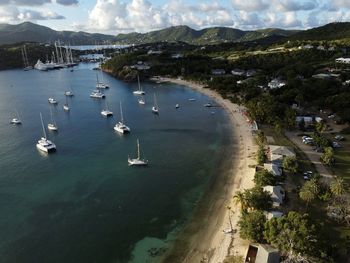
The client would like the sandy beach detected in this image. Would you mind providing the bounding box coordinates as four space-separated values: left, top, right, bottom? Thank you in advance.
155 77 258 263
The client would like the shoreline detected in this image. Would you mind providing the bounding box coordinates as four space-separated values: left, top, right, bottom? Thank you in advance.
155 77 257 262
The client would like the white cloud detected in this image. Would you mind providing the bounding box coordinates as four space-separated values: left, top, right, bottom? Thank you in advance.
0 0 51 6
230 0 269 12
276 0 317 12
55 0 78 5
18 9 65 20
263 11 302 28
332 0 350 9
0 5 64 23
88 0 233 33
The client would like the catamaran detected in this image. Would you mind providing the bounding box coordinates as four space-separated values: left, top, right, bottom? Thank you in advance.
48 107 58 131
138 97 145 105
101 100 113 117
133 75 145 95
36 113 56 153
114 102 130 134
64 90 74 96
10 109 22 124
48 98 58 104
96 71 109 89
63 96 70 111
128 139 148 166
90 90 105 98
152 93 159 114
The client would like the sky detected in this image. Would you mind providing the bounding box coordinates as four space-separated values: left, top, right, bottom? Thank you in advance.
1 0 350 34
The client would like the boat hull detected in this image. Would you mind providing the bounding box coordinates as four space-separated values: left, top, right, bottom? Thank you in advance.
128 158 148 166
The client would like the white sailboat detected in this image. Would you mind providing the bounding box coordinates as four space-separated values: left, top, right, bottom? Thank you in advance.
22 45 32 71
114 102 130 133
36 113 56 153
64 91 74 96
48 97 58 104
10 109 22 124
101 100 113 117
90 90 105 98
133 75 145 95
96 73 109 89
128 139 148 166
63 96 70 111
138 97 145 105
48 107 58 131
175 104 179 109
152 93 159 114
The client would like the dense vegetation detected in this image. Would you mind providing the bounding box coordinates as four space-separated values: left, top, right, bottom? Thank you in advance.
0 22 116 45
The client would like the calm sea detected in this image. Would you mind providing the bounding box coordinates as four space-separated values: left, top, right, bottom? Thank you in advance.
0 64 231 263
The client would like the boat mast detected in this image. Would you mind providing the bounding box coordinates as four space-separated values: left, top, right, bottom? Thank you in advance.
24 45 30 67
54 41 60 64
120 101 124 123
137 75 141 92
50 106 56 126
21 48 26 68
137 139 140 159
40 113 47 139
154 93 157 108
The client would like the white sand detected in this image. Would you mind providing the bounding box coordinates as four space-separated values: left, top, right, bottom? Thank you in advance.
157 77 257 262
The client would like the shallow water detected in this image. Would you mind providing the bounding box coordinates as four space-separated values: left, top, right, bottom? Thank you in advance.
0 64 230 263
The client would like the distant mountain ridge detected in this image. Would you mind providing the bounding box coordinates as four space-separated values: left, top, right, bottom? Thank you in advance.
1 22 350 46
289 22 350 41
0 22 116 45
115 25 299 44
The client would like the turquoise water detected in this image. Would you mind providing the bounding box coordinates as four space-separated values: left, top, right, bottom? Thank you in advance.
0 64 230 263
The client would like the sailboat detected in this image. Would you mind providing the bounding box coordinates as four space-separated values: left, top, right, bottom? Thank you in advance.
175 104 179 109
36 113 56 153
114 102 130 134
101 100 113 117
63 96 70 111
10 109 22 124
138 96 145 105
48 107 58 131
90 89 105 98
128 139 148 166
96 73 109 89
152 93 159 114
133 75 145 95
48 97 58 104
22 45 32 71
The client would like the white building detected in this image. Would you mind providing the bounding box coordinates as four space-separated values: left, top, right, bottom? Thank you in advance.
263 185 285 207
264 163 282 177
336 57 350 64
231 69 245 76
268 79 286 89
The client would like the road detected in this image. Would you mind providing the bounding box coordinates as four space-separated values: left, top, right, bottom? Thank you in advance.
285 131 334 180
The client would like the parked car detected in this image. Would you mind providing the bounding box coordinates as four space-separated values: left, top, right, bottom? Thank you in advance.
332 141 342 148
335 135 345 141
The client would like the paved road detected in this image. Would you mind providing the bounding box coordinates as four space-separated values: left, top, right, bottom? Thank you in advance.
285 131 334 180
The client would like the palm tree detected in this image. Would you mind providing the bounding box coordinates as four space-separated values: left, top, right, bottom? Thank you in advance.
330 177 345 199
233 191 247 212
299 178 319 209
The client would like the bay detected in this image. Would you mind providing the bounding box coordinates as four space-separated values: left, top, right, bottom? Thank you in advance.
0 64 231 263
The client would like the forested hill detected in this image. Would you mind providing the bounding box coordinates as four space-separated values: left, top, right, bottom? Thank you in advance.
115 25 299 44
289 22 350 41
0 22 116 45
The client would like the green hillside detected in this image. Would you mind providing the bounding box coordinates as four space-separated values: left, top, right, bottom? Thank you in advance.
114 25 298 44
0 22 116 45
290 22 350 41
